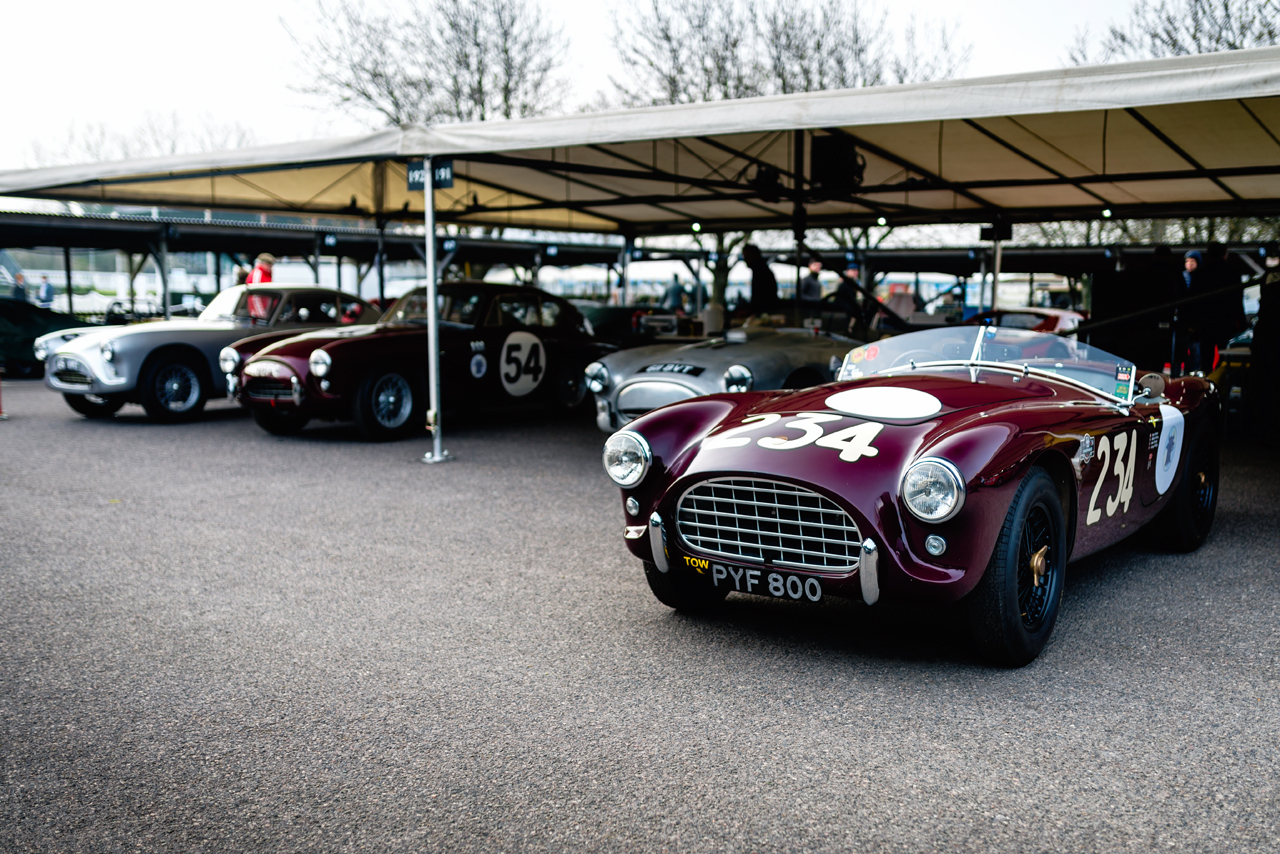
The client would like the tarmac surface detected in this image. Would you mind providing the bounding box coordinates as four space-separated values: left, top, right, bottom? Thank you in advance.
1 378 1278 853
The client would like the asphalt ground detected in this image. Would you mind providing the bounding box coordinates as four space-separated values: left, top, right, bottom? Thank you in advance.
1 378 1278 853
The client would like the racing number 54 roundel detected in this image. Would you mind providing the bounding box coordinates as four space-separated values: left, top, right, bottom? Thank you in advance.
501 330 545 397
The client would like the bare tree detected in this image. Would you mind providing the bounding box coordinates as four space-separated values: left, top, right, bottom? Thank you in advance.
26 113 258 167
1058 0 1280 247
611 0 765 107
294 0 567 126
1069 0 1280 63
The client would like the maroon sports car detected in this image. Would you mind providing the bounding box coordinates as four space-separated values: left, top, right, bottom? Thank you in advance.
603 325 1219 666
232 282 612 439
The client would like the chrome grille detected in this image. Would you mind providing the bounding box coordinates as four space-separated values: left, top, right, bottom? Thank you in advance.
52 369 92 385
244 378 293 401
676 477 862 572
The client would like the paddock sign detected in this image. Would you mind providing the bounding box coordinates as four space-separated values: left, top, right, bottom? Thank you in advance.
407 159 454 191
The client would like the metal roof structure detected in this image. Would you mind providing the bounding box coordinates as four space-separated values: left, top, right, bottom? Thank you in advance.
1 49 1279 236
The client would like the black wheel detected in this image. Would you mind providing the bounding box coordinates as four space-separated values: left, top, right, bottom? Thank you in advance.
642 560 729 612
549 361 588 413
353 368 422 441
1152 421 1219 552
139 355 207 422
252 407 310 436
64 393 125 418
966 467 1067 667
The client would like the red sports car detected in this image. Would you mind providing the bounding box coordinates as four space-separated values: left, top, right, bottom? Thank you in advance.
603 325 1219 666
232 282 612 440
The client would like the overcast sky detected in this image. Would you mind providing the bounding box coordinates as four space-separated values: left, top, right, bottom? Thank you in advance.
3 0 1128 172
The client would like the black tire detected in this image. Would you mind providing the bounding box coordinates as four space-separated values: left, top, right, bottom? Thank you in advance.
353 367 423 441
967 467 1068 667
252 407 310 436
64 393 125 418
642 560 730 612
549 361 588 413
139 355 207 422
1152 421 1219 552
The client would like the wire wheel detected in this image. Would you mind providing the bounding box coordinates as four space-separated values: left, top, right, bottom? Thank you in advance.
153 363 202 412
371 373 413 428
1015 504 1057 631
1189 439 1217 536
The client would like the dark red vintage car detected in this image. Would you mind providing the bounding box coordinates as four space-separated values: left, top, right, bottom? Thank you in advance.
603 325 1220 666
232 282 613 439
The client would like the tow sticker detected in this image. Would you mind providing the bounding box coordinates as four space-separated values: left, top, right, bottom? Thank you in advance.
470 353 488 378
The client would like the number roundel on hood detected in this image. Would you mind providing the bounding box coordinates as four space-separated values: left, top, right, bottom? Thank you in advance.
825 387 943 421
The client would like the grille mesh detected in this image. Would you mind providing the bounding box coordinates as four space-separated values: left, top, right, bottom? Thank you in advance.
676 477 861 572
244 378 293 400
52 369 92 385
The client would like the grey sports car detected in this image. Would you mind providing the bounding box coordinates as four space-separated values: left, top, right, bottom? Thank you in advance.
585 326 862 432
37 285 380 421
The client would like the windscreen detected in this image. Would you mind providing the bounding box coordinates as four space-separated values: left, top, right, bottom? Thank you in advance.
197 287 279 325
837 326 1137 401
384 287 482 327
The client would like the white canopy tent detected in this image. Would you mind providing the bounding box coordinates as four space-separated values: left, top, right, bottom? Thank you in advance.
3 47 1278 460
4 47 1280 234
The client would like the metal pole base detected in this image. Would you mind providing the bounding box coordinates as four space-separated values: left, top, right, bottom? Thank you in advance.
420 450 454 464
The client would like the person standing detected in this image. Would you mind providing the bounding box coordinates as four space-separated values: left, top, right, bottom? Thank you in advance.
742 244 778 315
38 275 55 309
660 275 686 313
799 258 824 305
247 253 275 284
1176 250 1204 374
11 272 27 303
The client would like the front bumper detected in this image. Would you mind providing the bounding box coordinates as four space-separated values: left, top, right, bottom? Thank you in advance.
43 353 131 396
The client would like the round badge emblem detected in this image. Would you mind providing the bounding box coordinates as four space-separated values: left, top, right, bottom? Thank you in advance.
824 386 943 421
470 353 487 378
499 331 545 397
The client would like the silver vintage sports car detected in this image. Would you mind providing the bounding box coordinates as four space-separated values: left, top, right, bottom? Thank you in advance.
586 326 861 432
37 285 380 421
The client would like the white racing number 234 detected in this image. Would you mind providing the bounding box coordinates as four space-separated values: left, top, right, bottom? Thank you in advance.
703 412 883 462
1086 429 1137 525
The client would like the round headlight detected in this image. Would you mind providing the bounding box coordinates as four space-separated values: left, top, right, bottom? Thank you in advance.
723 364 753 393
603 430 651 487
33 341 48 361
99 339 115 362
584 361 610 394
218 347 240 374
902 457 966 523
309 348 332 378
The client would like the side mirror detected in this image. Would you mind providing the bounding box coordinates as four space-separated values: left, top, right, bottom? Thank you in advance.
1136 372 1166 401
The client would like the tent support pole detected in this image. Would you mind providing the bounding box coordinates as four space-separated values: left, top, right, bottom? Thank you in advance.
157 232 171 321
422 157 451 464
63 247 74 315
992 238 1003 312
313 234 322 284
376 223 386 306
215 252 222 292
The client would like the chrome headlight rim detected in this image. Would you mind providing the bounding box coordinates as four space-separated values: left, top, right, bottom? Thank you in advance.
723 364 753 393
603 430 652 488
901 456 966 524
33 340 48 361
99 339 115 362
584 361 610 394
309 348 332 378
218 347 240 374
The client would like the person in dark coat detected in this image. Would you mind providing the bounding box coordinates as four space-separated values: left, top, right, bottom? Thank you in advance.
742 244 778 315
1178 250 1205 373
798 258 824 305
